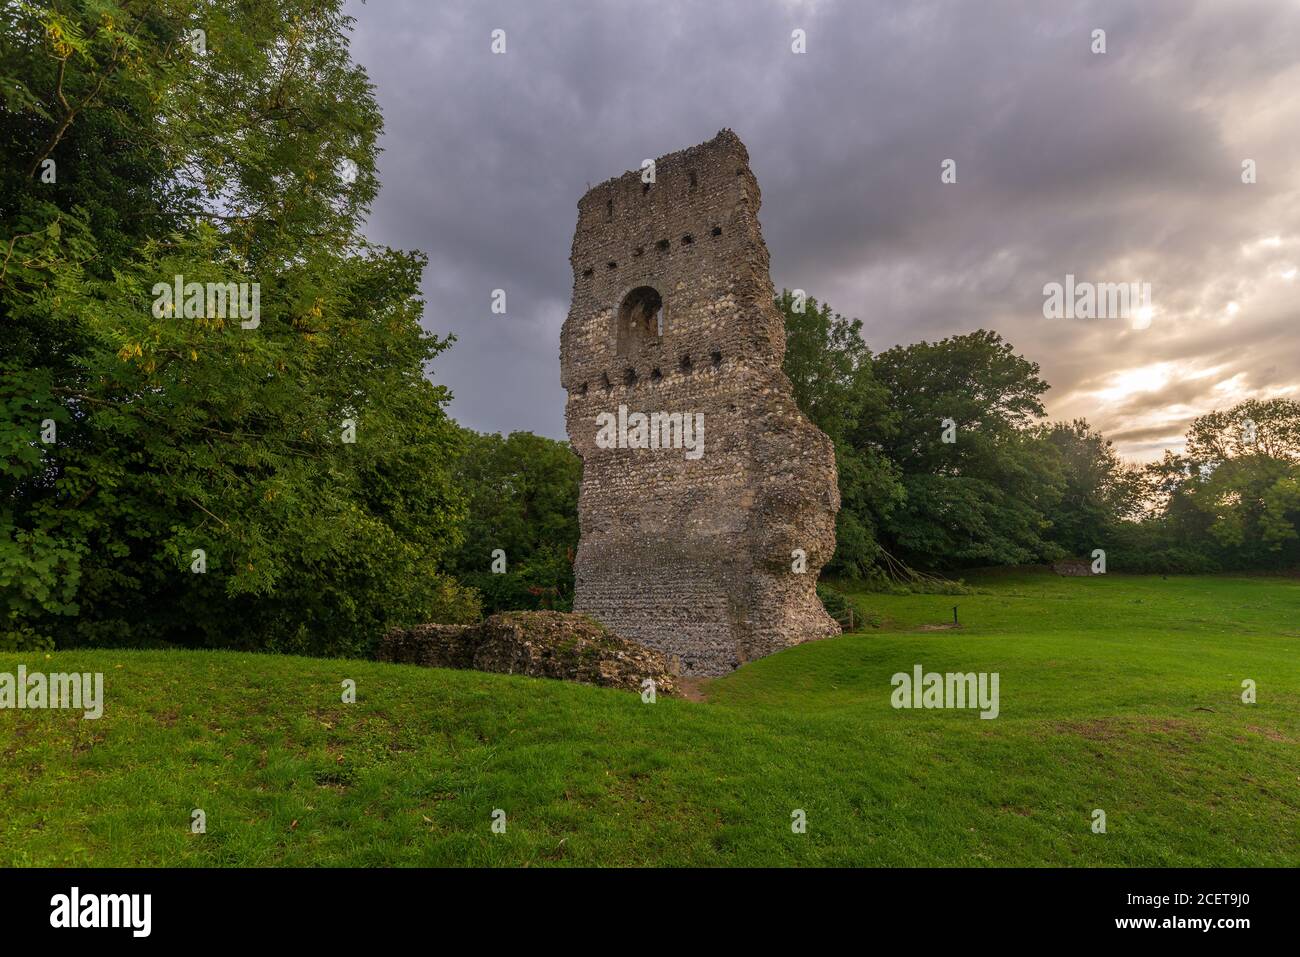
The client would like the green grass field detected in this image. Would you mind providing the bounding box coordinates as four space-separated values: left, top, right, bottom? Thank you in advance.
2 570 1296 866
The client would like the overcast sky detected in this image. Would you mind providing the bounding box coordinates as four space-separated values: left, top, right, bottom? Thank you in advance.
344 0 1300 462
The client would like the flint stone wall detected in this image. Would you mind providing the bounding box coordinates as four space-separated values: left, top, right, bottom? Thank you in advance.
1052 559 1095 577
378 612 679 696
559 130 840 676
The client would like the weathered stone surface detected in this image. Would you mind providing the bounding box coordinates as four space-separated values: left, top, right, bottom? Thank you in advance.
1052 559 1093 577
559 130 840 676
378 612 679 695
377 623 476 669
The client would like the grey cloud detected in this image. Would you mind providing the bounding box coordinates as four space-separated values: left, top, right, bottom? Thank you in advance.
345 0 1300 457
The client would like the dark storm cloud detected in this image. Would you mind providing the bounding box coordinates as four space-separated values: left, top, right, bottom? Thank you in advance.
344 0 1300 459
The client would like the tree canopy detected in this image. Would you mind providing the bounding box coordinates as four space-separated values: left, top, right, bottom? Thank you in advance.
778 290 1300 579
2 0 476 653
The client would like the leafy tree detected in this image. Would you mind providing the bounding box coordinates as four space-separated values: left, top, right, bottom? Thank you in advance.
1113 400 1300 572
1185 398 1300 463
777 290 903 576
447 430 581 613
2 0 476 653
871 330 1064 567
1180 399 1300 568
1260 477 1300 551
1037 418 1142 557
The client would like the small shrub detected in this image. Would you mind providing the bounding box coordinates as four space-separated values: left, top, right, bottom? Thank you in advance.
0 626 56 653
817 584 865 629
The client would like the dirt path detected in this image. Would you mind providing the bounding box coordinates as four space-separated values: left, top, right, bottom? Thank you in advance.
675 677 711 702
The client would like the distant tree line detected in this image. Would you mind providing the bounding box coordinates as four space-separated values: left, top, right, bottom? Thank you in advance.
776 290 1300 579
444 292 1300 617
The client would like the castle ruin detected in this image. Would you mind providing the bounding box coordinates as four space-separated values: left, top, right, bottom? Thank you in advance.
560 130 840 676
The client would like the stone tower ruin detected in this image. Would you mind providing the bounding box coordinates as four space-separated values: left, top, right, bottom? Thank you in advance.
560 130 840 676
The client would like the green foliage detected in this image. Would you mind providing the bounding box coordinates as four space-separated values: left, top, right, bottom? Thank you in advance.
781 299 1144 574
1036 418 1142 557
0 624 56 652
778 290 1300 577
1137 398 1300 571
850 573 972 596
448 430 581 614
1261 477 1300 549
2 0 474 654
814 582 859 628
870 330 1064 568
778 291 903 576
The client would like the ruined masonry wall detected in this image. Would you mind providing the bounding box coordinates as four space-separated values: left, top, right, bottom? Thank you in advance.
559 129 840 675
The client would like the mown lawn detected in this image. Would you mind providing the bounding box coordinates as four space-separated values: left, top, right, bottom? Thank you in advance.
1 570 1297 866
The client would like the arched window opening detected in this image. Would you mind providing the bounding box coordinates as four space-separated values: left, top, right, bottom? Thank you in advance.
617 285 664 355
